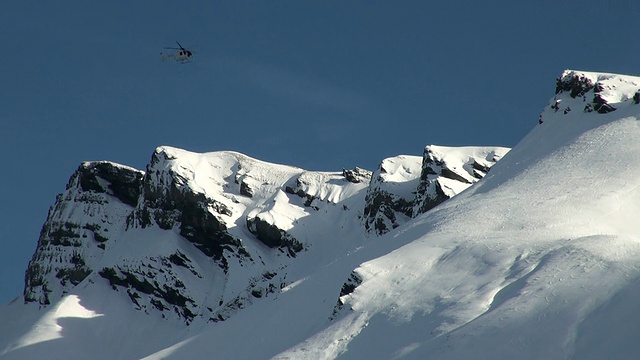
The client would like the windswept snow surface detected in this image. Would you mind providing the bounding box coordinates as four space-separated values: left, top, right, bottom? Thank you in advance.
2 70 640 359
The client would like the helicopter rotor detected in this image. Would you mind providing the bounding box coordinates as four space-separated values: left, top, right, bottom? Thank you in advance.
163 41 186 51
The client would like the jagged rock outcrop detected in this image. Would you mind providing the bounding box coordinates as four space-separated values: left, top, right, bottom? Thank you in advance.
247 213 304 257
98 253 198 323
342 167 372 184
543 70 640 122
363 156 421 235
555 71 595 98
413 146 508 216
363 146 508 235
330 271 363 320
285 176 320 208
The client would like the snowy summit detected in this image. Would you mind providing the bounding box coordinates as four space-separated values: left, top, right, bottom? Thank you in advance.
2 70 640 359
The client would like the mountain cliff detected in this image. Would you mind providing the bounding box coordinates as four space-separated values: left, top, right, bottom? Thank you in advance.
3 70 640 359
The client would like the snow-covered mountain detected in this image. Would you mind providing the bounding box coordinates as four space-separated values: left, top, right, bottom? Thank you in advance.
2 70 640 359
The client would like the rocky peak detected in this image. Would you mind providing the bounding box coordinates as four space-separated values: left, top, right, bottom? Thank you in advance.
555 71 595 99
545 70 640 121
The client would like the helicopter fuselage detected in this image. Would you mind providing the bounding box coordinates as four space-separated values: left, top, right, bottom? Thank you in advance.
161 42 193 63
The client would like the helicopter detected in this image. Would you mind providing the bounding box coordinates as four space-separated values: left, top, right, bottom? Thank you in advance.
160 41 194 63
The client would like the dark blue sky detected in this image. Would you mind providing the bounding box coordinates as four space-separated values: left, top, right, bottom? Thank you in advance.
1 1 638 303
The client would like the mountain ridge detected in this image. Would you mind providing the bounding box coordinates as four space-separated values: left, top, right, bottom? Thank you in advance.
18 138 505 330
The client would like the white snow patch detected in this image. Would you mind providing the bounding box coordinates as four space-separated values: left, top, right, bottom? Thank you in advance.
6 295 102 353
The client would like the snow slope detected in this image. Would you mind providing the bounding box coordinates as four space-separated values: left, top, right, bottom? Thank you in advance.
155 70 640 359
2 70 640 359
275 70 640 359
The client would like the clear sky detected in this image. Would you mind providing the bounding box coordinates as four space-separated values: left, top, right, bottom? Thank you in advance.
1 1 638 303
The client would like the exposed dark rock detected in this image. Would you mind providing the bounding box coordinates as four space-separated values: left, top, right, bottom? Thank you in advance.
339 272 363 298
330 271 363 320
593 94 616 114
363 190 413 235
593 82 605 94
555 73 595 98
556 74 623 115
262 271 277 280
23 161 141 305
440 168 471 184
99 267 154 294
23 262 49 304
77 162 143 207
412 149 457 216
132 158 244 267
99 266 196 322
285 177 317 208
168 251 189 268
150 298 166 311
633 90 640 104
247 216 304 257
471 160 491 178
342 167 373 184
362 145 492 235
179 196 239 261
240 180 254 197
362 158 420 235
48 222 82 247
414 179 450 216
128 290 142 308
414 147 503 217
55 253 91 286
165 251 201 278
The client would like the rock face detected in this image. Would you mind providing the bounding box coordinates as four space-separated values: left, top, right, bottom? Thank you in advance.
363 146 509 235
363 155 422 235
246 214 303 257
24 162 143 305
555 71 595 99
22 144 508 324
413 146 508 216
342 167 373 184
129 149 245 268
